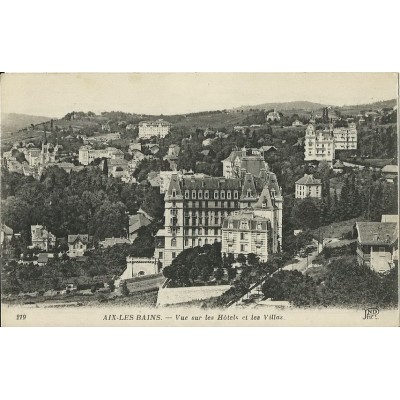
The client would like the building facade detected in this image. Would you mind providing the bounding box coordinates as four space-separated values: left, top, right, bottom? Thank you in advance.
31 225 56 251
67 234 89 258
266 109 280 122
304 123 357 165
78 146 124 165
221 211 273 262
295 174 322 199
157 171 282 267
356 220 398 273
138 119 171 139
332 122 357 151
123 257 160 278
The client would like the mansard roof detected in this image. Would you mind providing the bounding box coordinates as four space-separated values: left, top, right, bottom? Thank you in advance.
182 176 241 190
253 185 274 210
222 212 270 231
241 173 257 198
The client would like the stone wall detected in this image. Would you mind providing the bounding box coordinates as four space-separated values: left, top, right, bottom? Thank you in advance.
157 285 231 306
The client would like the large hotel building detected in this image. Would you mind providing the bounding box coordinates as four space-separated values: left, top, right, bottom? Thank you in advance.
155 153 283 267
138 119 171 139
304 122 357 165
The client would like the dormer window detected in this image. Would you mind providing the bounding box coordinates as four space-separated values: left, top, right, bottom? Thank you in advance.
198 191 203 199
172 190 176 197
262 202 266 208
204 190 209 199
234 191 238 199
221 191 225 199
227 191 231 199
192 190 196 199
214 191 219 199
228 222 233 229
185 190 189 199
257 223 262 230
247 189 252 197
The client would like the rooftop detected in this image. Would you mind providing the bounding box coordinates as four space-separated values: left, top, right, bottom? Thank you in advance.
295 174 322 185
356 222 398 246
68 234 89 244
129 214 151 234
381 165 398 174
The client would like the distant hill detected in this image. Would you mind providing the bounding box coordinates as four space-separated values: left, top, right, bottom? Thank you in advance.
1 113 52 135
339 99 397 113
233 101 328 112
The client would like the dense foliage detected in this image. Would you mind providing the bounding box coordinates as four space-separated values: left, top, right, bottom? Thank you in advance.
1 167 164 242
1 222 159 295
262 257 398 308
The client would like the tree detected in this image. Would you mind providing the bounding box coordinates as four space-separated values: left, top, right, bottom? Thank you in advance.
189 266 199 284
291 197 321 230
102 158 108 176
227 267 237 281
247 253 258 266
121 281 130 296
214 268 224 282
237 253 246 265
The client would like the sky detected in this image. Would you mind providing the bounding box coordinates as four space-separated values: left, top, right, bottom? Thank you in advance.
1 73 398 118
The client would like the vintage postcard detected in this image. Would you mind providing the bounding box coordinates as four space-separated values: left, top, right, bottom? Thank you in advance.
0 73 398 326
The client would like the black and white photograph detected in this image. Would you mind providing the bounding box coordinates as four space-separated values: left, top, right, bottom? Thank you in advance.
1 72 398 326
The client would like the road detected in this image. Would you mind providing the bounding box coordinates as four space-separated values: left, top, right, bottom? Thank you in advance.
230 239 323 308
282 239 322 273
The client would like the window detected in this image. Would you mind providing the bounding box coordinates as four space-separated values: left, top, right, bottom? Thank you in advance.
171 238 177 247
172 190 176 197
221 191 225 199
198 227 202 235
234 191 238 199
172 252 176 259
192 190 196 199
205 238 208 245
215 201 219 207
247 189 252 197
184 239 189 246
198 239 202 246
214 228 218 235
185 190 189 199
227 191 231 199
240 232 245 240
257 223 262 230
229 222 233 229
240 244 247 252
159 252 163 259
198 191 203 199
204 190 209 199
214 191 219 199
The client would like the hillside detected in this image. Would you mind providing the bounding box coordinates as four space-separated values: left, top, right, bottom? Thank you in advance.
339 99 397 114
233 101 327 112
1 113 52 135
